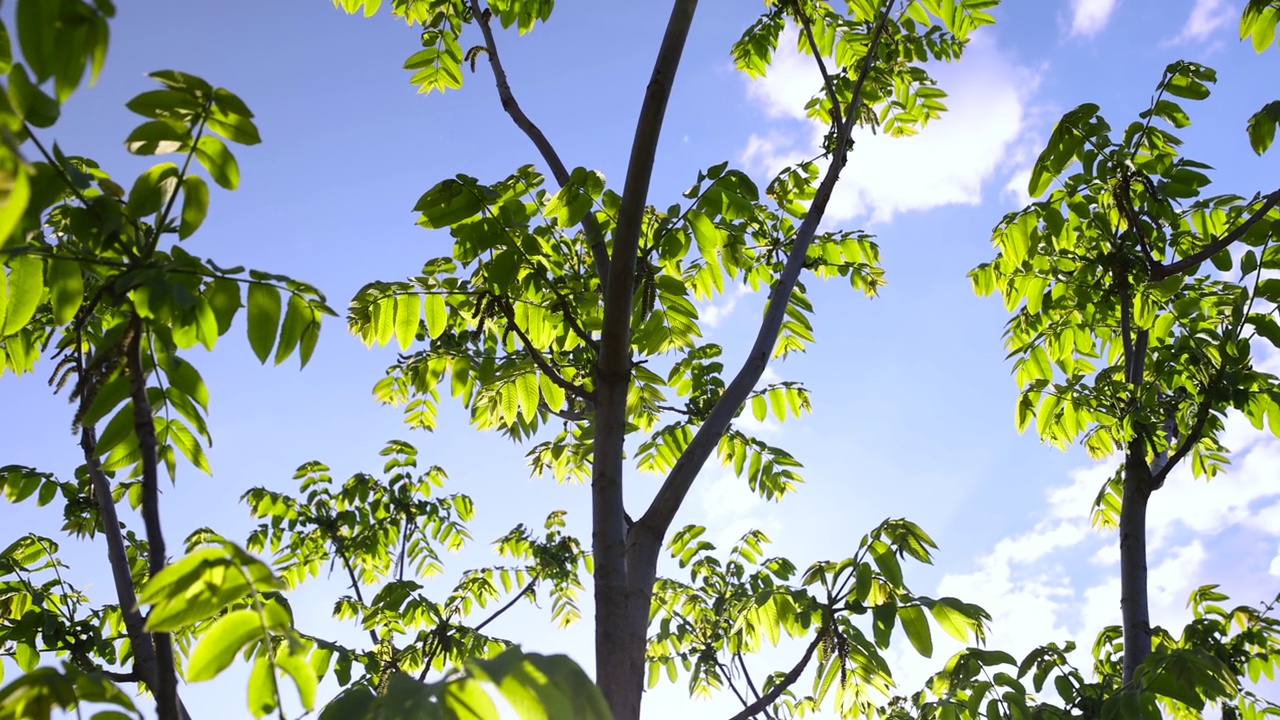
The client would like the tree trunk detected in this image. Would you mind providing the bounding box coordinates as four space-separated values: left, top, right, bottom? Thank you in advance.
1119 446 1153 687
592 2 699 718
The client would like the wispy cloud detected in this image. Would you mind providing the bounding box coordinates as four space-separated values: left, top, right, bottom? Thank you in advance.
898 423 1280 691
1069 0 1119 38
740 31 1039 224
1168 0 1233 45
698 471 783 548
698 283 750 329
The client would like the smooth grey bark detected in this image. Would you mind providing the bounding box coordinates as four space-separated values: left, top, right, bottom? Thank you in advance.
591 2 700 717
622 3 894 717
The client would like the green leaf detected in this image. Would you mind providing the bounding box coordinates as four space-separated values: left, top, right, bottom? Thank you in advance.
1165 72 1211 100
928 597 975 642
195 135 240 190
275 651 318 712
0 161 31 249
126 163 181 218
441 677 500 719
186 609 269 681
15 0 56 82
869 540 903 587
246 655 278 718
2 254 43 337
141 546 285 630
393 293 419 351
207 102 262 146
124 120 190 155
246 283 281 363
206 277 242 336
47 257 83 325
515 372 539 423
275 293 310 365
126 89 204 121
168 418 210 473
298 311 321 368
179 175 209 239
8 63 60 128
318 686 375 720
1247 101 1280 156
687 210 724 259
150 69 214 96
414 179 483 229
424 293 447 339
898 604 933 657
872 602 896 650
0 19 11 75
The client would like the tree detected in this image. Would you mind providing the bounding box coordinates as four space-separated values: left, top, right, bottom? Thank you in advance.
3 1 1280 720
1 1 998 718
337 0 999 717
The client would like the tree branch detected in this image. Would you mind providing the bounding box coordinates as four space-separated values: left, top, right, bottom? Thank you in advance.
467 0 611 283
634 0 894 544
1149 394 1214 489
793 1 842 136
1152 188 1280 279
473 577 537 634
593 1 701 716
496 297 595 403
326 528 381 647
726 635 821 720
123 317 181 720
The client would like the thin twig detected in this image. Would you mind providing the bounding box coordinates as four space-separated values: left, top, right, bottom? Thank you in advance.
467 0 611 283
473 577 537 634
793 1 842 135
726 635 822 720
495 297 595 403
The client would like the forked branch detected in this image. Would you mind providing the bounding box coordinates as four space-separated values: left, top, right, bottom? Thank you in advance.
636 0 895 542
726 635 822 720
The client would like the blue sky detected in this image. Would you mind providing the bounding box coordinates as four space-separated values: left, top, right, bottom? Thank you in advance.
2 0 1278 716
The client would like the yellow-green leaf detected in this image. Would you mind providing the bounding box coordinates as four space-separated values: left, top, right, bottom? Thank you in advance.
186 610 267 682
47 257 83 325
2 254 43 337
424 293 447 339
394 293 419 351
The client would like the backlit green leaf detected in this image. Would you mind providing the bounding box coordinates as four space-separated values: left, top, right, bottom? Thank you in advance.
2 254 43 337
47 257 83 325
196 135 240 190
899 604 933 657
393 293 419 351
179 175 209 238
186 609 268 681
247 283 282 363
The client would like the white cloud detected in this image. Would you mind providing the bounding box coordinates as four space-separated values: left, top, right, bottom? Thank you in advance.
1169 0 1233 44
1069 0 1119 38
740 31 1038 224
698 471 782 547
926 429 1280 690
698 283 750 329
